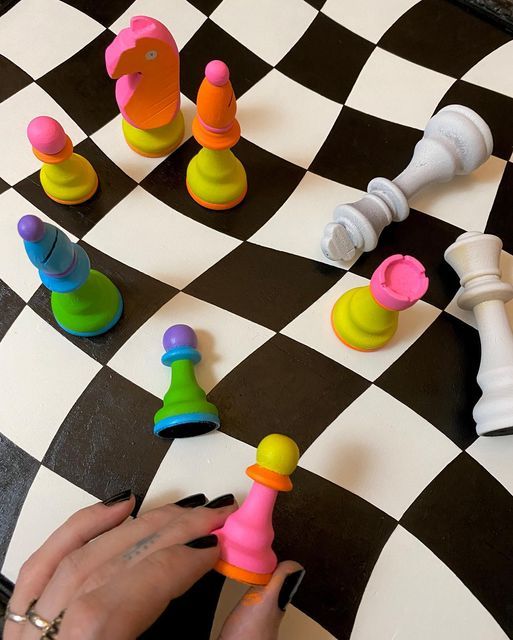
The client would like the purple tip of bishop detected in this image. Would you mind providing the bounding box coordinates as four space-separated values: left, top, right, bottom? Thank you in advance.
163 324 198 351
18 214 45 242
205 60 229 87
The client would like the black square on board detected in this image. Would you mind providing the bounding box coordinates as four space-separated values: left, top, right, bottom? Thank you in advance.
402 453 513 638
0 178 8 194
15 138 137 239
277 13 375 104
180 19 272 101
436 80 513 161
59 0 130 27
486 161 513 253
185 242 342 331
37 31 119 136
28 242 178 365
185 0 223 15
43 367 169 505
310 107 423 190
351 209 462 309
209 333 370 453
0 280 25 340
274 466 397 639
141 137 306 240
0 434 39 567
0 55 31 103
379 0 511 78
377 312 481 449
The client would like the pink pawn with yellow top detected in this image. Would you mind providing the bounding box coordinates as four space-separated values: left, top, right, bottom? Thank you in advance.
27 116 98 205
212 434 299 586
332 254 429 351
186 60 247 210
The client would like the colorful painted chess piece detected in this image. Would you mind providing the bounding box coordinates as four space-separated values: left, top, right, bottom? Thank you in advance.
154 324 220 438
18 215 123 336
212 434 299 585
332 255 428 351
105 15 184 157
27 116 98 205
186 60 247 210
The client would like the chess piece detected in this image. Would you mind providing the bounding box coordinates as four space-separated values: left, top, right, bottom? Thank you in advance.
154 324 220 438
322 105 493 262
445 232 513 436
18 215 122 336
332 255 428 350
212 434 299 585
27 116 98 205
186 60 247 210
105 16 184 157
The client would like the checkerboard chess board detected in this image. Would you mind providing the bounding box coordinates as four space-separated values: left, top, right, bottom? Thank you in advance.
2 0 513 638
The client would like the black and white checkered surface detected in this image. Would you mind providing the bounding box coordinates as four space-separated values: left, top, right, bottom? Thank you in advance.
2 0 513 637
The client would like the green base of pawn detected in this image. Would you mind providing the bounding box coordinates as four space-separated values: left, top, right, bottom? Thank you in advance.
122 112 184 158
332 286 398 351
51 270 123 337
186 148 247 210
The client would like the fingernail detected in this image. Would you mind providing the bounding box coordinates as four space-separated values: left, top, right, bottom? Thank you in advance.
278 569 305 611
174 493 207 508
185 534 218 549
102 489 132 506
205 493 235 509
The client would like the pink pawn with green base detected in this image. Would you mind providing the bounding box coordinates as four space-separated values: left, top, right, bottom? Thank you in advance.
18 215 122 337
332 255 428 350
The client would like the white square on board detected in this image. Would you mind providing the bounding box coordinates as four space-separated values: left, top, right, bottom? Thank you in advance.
237 69 342 169
299 385 460 519
91 93 195 183
0 189 79 302
109 0 206 51
351 526 509 640
282 271 440 382
250 171 364 269
141 431 255 512
108 292 274 398
0 83 86 185
345 48 455 131
0 308 101 460
2 467 96 581
0 0 103 79
467 435 513 498
211 0 317 66
322 0 421 44
410 155 506 233
83 186 240 289
463 40 513 100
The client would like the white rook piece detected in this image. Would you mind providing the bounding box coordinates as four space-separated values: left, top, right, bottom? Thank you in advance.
322 105 493 262
445 232 513 437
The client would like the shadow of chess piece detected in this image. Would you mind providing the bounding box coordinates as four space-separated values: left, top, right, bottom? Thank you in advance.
154 324 220 438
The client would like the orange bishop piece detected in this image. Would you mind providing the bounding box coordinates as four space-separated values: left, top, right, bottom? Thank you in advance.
186 60 247 210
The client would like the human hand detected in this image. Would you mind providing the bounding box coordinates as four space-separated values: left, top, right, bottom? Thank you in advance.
4 491 304 640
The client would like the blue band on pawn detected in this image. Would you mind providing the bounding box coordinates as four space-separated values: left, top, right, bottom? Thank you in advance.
162 346 201 367
154 412 220 436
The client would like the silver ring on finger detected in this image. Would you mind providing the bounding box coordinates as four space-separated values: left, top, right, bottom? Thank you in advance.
26 602 66 639
5 598 31 624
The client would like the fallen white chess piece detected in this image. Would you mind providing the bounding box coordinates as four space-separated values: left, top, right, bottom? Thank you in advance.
445 231 513 437
322 105 493 262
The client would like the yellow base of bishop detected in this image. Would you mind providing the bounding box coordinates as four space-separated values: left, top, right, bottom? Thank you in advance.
186 147 247 210
122 112 184 158
40 153 98 205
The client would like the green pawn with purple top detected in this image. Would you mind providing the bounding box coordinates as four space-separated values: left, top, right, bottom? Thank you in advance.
18 214 123 336
154 324 220 438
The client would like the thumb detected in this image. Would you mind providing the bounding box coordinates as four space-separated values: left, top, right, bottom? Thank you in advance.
217 561 305 640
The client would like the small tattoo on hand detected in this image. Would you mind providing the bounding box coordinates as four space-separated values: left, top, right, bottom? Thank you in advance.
123 532 161 561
